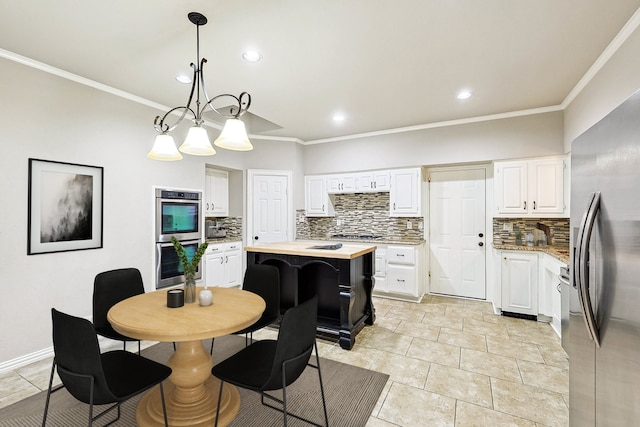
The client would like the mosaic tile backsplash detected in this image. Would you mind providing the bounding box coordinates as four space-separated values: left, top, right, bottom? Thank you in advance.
493 217 570 246
296 192 425 242
204 216 243 239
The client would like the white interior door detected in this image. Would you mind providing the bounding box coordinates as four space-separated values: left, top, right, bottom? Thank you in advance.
247 170 292 245
429 168 486 299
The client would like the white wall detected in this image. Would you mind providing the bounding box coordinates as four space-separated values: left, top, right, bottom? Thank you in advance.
0 57 300 366
564 21 640 149
302 111 565 174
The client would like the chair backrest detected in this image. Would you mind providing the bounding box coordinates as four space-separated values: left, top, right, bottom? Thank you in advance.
51 308 116 405
262 295 318 391
243 264 280 318
93 268 144 330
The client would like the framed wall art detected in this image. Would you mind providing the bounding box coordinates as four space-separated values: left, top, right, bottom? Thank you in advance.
28 158 103 255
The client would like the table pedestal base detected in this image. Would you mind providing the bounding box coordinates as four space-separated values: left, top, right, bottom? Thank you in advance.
135 340 240 427
136 377 240 427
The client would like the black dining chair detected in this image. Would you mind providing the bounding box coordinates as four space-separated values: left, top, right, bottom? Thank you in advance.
43 308 172 427
211 295 329 427
210 263 280 354
93 268 144 354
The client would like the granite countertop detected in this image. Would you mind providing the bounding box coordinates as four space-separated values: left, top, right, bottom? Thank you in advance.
493 243 570 264
205 237 242 244
308 236 425 246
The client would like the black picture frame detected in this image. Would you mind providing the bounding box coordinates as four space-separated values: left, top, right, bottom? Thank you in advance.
28 158 104 255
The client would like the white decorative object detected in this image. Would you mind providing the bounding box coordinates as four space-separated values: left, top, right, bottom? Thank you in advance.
199 288 213 306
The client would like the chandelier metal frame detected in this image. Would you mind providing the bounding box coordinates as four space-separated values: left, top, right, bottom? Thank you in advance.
152 12 251 142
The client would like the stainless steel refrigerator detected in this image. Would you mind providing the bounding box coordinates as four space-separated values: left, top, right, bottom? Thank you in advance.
568 89 640 426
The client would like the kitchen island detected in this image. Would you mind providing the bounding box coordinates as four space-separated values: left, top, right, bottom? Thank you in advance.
245 241 376 350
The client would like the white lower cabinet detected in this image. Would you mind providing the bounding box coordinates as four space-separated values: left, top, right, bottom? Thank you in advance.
373 243 425 301
540 254 565 337
205 241 242 288
501 251 538 316
373 246 387 293
498 249 565 337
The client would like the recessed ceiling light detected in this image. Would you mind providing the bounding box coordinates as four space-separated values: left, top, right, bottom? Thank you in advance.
332 113 345 122
242 50 262 62
176 74 192 84
457 89 472 100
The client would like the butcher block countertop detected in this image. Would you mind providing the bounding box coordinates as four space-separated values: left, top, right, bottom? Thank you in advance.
244 241 376 260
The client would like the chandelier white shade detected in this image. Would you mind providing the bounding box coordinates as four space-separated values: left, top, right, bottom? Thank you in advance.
214 119 253 151
148 12 253 161
147 134 183 161
179 126 216 156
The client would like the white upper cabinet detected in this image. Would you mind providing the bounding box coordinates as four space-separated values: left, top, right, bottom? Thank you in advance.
305 175 334 216
357 171 390 192
327 174 357 193
304 168 421 217
390 168 422 217
205 169 229 217
494 156 566 217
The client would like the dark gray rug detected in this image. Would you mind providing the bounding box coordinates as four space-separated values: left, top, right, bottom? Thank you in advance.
0 335 388 426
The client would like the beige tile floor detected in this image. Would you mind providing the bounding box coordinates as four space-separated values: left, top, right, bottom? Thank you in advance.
0 294 569 426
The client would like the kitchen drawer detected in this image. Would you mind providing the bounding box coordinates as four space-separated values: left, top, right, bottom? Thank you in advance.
207 241 241 254
387 264 416 295
387 245 415 265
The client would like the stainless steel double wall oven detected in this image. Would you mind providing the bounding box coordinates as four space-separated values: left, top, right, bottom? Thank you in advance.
155 188 203 288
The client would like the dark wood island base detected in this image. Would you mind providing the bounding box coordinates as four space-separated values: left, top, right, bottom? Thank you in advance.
245 242 376 350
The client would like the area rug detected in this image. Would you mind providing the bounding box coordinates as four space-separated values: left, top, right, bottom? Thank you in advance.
0 335 388 426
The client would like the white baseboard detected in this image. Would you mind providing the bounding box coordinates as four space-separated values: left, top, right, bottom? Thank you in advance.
0 346 54 374
0 338 159 374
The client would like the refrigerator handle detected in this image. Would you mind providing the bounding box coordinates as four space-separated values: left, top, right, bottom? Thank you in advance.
576 192 601 347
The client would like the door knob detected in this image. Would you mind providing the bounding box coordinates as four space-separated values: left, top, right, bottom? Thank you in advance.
478 242 484 247
478 233 484 238
254 236 259 240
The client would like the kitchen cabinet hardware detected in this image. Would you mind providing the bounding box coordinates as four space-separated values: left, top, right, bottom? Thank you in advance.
479 233 484 238
478 242 484 246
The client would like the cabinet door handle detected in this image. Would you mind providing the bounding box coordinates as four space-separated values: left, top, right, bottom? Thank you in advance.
478 242 484 247
396 253 405 257
225 256 228 263
220 258 224 264
523 201 527 209
397 279 405 282
533 201 536 210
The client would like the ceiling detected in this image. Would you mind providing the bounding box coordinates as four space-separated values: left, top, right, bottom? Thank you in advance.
2 0 639 143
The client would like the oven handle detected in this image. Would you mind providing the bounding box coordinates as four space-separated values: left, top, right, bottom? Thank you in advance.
156 243 163 285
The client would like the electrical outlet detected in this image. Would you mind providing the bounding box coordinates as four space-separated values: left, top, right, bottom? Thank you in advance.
503 222 513 232
407 220 413 230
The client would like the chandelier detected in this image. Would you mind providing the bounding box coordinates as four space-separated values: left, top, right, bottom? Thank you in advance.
147 12 253 161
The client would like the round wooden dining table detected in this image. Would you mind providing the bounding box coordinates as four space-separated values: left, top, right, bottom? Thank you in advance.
108 286 265 427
